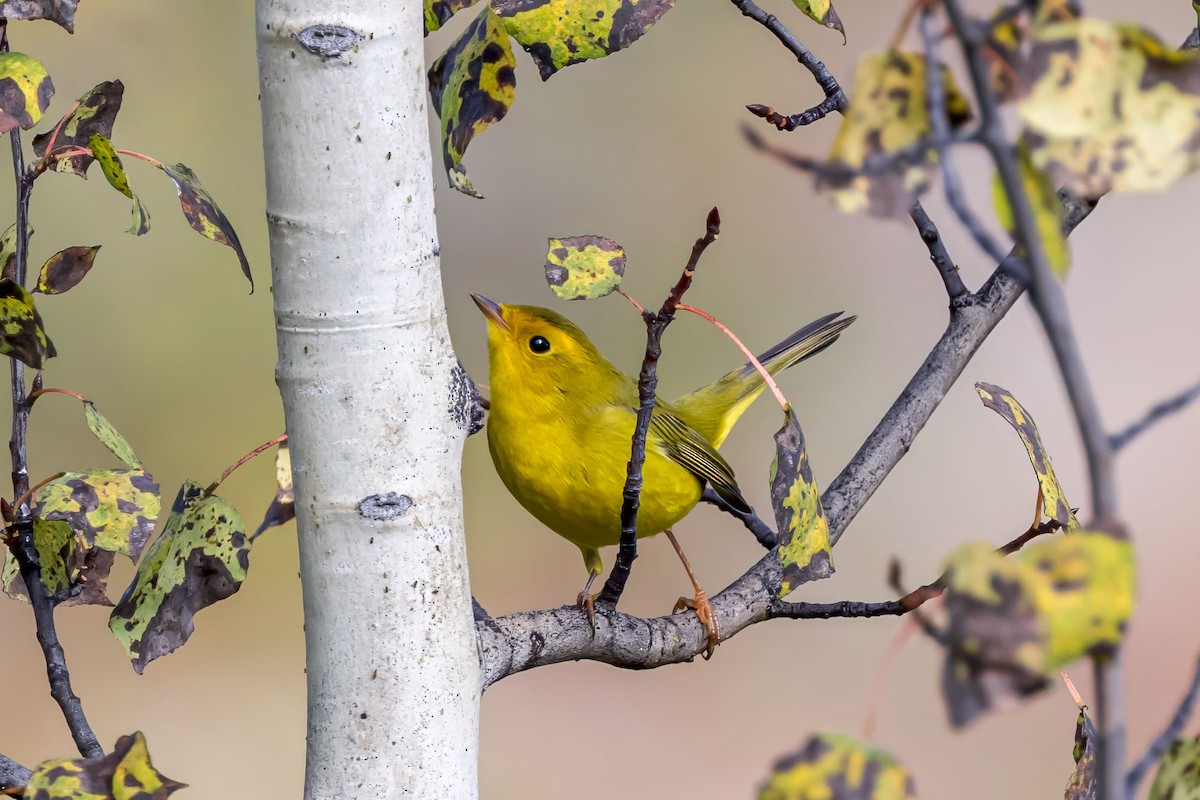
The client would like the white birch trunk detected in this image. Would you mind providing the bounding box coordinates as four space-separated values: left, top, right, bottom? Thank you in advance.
256 3 480 798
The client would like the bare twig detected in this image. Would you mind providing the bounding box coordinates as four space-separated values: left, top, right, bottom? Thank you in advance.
699 485 776 549
0 753 30 794
770 598 905 620
1110 378 1200 452
0 21 103 761
596 208 722 607
910 200 970 302
1126 654 1200 796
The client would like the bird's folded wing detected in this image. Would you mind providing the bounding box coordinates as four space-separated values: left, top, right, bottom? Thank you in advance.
649 409 752 514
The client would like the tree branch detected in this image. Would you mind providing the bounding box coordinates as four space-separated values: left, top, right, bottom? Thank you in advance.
909 200 970 302
1109 378 1200 452
0 753 31 794
1126 654 1200 796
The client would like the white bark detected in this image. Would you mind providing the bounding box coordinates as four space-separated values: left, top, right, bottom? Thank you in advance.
256 3 480 798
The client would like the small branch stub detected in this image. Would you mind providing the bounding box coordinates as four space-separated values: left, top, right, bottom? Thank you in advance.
293 24 365 60
357 492 413 521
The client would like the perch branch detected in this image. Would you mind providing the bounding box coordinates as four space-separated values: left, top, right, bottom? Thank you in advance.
1126 653 1200 796
1109 378 1200 452
909 200 969 302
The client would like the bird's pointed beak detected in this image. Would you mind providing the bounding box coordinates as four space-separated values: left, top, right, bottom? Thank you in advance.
470 293 509 331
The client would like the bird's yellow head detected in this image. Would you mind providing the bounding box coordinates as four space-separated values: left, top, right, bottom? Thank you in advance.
471 294 610 405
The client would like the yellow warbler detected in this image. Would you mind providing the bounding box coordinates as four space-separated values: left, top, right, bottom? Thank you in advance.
473 294 852 645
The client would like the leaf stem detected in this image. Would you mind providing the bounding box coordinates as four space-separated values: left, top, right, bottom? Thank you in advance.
675 302 789 412
27 386 87 406
206 433 288 495
10 471 65 518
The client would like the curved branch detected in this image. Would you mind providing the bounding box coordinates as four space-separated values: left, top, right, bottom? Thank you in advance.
0 752 30 793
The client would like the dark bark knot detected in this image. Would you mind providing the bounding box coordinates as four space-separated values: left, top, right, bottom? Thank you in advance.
293 25 364 60
357 493 412 521
450 359 487 436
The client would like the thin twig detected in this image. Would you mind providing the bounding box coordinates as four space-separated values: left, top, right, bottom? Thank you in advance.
770 598 906 619
596 207 722 607
0 21 103 761
1126 654 1200 796
699 485 776 549
1110 378 1200 452
909 200 970 301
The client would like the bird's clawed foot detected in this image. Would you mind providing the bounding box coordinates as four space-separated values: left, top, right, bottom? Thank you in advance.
674 588 720 659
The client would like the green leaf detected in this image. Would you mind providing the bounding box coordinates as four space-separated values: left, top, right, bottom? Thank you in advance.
759 733 918 800
254 441 294 538
975 382 1075 529
1149 737 1200 800
87 134 150 236
34 244 100 294
428 7 516 198
940 532 1134 727
543 236 625 300
1066 707 1097 800
424 0 481 35
24 731 186 800
771 407 833 597
821 51 972 217
0 220 31 280
492 0 675 81
1017 20 1200 196
0 0 78 33
791 0 844 43
992 143 1069 277
84 401 142 468
159 163 253 290
34 469 160 560
33 80 124 177
2 518 74 601
0 278 54 368
0 51 52 133
109 480 250 673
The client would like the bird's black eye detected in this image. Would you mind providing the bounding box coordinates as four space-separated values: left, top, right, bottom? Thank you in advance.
529 335 551 354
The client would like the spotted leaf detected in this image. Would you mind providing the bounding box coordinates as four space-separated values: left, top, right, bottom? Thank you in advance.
428 7 516 198
88 134 150 236
791 0 844 42
543 235 625 300
0 51 52 133
0 221 31 280
24 731 185 800
160 163 253 290
941 532 1134 727
820 51 971 217
2 518 74 601
492 0 675 81
976 382 1075 528
34 244 100 294
34 469 160 560
992 143 1069 277
1066 707 1097 800
109 480 249 673
771 408 833 597
254 441 294 539
1017 20 1200 197
83 402 141 468
425 0 482 35
33 80 124 177
1149 736 1200 800
0 0 78 32
0 278 54 369
759 733 918 800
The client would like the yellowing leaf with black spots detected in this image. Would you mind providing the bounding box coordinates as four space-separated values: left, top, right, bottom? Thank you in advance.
254 441 294 539
543 235 625 300
1017 20 1200 196
88 134 150 236
24 731 185 800
425 0 482 35
1 518 74 601
820 51 971 217
771 408 832 597
940 533 1134 727
428 7 516 198
1065 707 1097 800
160 163 253 290
759 733 918 800
1149 737 1200 800
975 382 1075 528
84 401 141 468
109 480 249 673
33 80 124 177
0 51 52 133
34 245 100 294
791 0 844 43
493 0 675 81
34 469 160 560
0 278 54 369
0 0 79 33
992 143 1068 277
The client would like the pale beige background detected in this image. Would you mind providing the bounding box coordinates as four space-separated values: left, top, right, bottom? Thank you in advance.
1 1 1197 798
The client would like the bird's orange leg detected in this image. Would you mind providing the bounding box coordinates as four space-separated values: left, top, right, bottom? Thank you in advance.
577 548 603 626
665 529 720 659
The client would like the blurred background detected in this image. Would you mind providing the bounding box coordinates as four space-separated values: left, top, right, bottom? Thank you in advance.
1 0 1197 797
